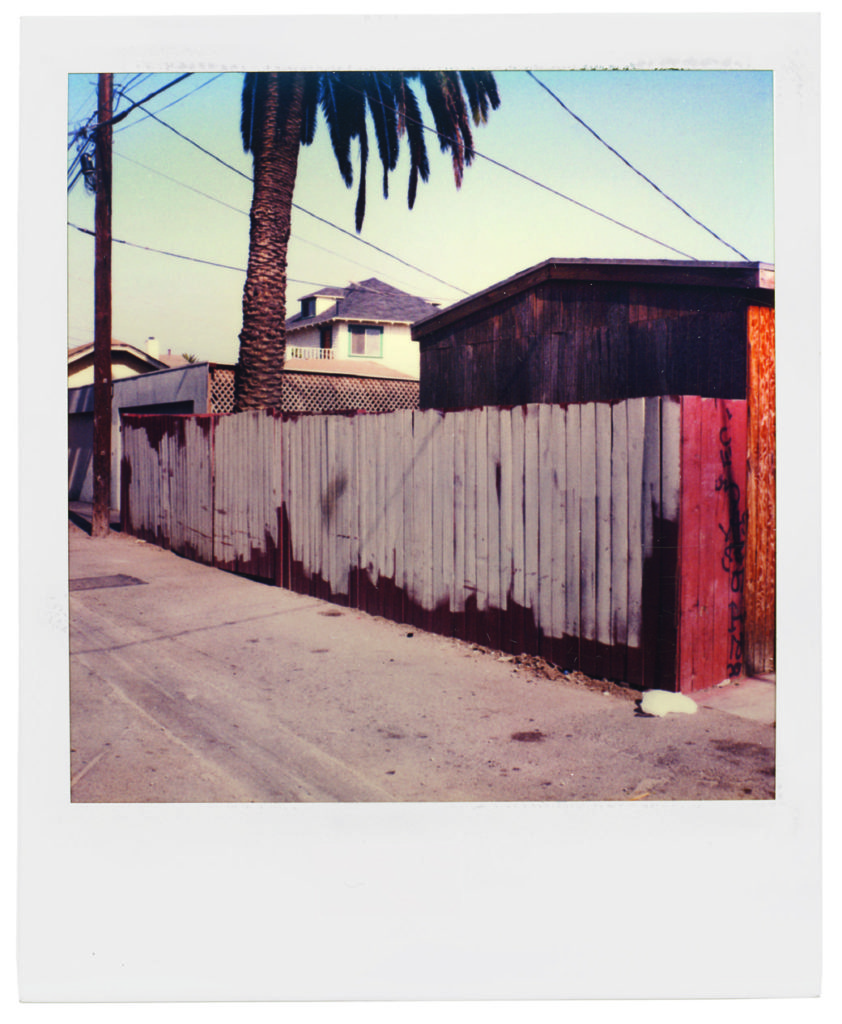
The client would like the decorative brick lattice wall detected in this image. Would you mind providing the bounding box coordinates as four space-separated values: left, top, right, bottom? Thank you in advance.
209 366 419 414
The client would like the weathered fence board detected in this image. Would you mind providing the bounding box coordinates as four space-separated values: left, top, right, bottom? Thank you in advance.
212 409 281 581
549 404 567 662
524 404 541 653
122 397 748 693
610 400 629 683
121 415 215 565
564 402 582 667
537 404 554 661
745 305 776 675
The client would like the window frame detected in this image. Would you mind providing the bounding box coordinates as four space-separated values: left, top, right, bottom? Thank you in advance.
348 324 384 359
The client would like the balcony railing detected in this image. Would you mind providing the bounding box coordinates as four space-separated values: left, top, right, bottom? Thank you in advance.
288 346 335 360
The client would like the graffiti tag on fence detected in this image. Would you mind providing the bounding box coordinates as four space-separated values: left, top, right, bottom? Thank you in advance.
716 407 746 677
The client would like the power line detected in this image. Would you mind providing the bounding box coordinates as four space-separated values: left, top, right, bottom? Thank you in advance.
67 222 334 288
113 150 248 216
117 72 154 96
114 150 445 294
473 146 698 261
94 73 195 131
75 120 462 297
526 70 751 261
113 73 225 134
68 74 198 191
337 75 699 262
132 102 471 294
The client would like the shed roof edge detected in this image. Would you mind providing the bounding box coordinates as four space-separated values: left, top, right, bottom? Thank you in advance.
411 258 775 339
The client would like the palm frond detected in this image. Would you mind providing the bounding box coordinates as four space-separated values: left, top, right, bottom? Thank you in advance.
299 72 320 146
319 72 357 187
459 70 501 125
355 107 368 233
419 71 453 154
364 72 400 199
402 80 429 210
420 71 470 188
240 71 261 152
475 71 501 117
443 70 474 181
241 69 498 233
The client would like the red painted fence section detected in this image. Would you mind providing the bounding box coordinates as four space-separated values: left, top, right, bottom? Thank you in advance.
677 397 748 691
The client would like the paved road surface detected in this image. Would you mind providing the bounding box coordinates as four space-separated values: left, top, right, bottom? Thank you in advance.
69 521 776 803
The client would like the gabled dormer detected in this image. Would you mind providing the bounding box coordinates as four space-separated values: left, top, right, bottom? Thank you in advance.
299 289 343 320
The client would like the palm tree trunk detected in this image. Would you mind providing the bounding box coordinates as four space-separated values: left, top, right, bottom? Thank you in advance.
235 72 306 411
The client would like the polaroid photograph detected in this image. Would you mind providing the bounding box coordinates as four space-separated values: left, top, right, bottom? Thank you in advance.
17 11 822 1006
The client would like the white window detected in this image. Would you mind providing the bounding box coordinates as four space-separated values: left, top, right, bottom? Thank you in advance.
349 325 383 357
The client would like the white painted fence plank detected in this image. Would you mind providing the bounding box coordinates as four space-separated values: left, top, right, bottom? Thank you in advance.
661 396 682 525
537 403 554 643
485 406 502 617
464 409 478 618
580 403 597 644
596 401 613 646
550 404 567 642
475 407 489 613
335 413 353 600
524 404 541 630
452 410 467 615
642 397 662 562
438 412 455 616
611 401 630 648
424 410 441 614
626 398 645 648
511 406 526 613
401 405 417 598
564 403 581 641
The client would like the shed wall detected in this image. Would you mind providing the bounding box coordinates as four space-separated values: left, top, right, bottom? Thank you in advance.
419 280 766 410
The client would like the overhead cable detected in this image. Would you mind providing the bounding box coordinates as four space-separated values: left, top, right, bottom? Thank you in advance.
68 74 197 193
526 70 751 261
113 73 225 133
337 75 699 262
129 103 470 295
67 222 334 288
114 150 424 287
90 73 195 131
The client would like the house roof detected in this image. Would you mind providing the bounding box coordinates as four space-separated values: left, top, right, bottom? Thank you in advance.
282 357 417 380
412 258 775 340
68 339 170 370
68 340 190 371
286 278 439 332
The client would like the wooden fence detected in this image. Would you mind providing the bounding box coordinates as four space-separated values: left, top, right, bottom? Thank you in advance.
121 397 748 693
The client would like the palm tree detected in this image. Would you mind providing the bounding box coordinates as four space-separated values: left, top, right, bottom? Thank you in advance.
234 70 500 411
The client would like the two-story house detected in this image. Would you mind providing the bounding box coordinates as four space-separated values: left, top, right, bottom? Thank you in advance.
284 278 439 378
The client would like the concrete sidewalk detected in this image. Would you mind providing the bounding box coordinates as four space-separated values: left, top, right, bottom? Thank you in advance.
68 512 776 803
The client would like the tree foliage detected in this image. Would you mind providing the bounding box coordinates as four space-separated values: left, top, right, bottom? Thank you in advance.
241 70 500 232
235 70 500 411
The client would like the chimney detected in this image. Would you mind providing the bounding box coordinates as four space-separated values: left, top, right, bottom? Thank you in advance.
146 336 159 359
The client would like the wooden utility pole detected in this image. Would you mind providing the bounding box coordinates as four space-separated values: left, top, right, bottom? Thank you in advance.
92 73 113 538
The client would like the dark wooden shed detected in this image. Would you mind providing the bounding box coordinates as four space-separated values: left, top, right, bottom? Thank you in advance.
413 258 776 679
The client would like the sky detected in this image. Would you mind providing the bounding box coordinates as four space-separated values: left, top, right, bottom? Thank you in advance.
67 68 774 367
